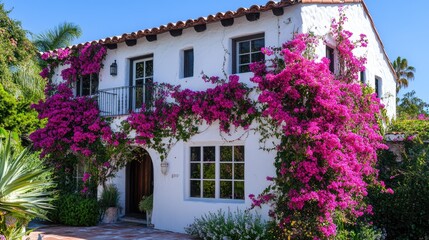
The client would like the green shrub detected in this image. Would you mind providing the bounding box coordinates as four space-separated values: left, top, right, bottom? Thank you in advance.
138 194 153 212
55 194 99 226
185 209 268 240
369 141 429 239
335 220 384 240
99 184 120 209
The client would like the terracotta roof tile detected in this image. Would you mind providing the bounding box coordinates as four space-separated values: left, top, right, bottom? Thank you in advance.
68 0 298 49
63 0 395 80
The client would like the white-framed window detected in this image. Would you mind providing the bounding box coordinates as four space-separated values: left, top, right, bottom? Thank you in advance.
182 48 194 78
189 145 245 200
232 33 265 74
132 56 153 110
76 73 99 96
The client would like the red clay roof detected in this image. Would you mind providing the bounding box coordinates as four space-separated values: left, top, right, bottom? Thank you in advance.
71 0 298 48
67 0 396 79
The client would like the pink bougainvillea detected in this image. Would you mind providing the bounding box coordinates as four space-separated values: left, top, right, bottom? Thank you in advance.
248 10 390 239
39 43 106 84
127 75 256 159
30 83 113 157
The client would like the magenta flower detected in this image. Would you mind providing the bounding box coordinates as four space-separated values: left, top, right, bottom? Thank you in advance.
261 47 273 56
82 172 91 182
81 186 89 194
418 114 427 120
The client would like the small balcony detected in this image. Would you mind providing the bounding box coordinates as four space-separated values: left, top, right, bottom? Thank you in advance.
97 85 155 117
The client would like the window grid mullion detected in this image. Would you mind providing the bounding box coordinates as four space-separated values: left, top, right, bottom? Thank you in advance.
215 146 220 199
232 146 235 199
200 147 203 198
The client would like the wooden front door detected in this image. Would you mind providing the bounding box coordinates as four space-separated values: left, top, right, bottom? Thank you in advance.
126 150 153 216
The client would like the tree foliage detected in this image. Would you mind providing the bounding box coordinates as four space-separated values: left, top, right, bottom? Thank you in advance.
33 22 82 52
0 3 44 141
370 140 429 239
392 56 416 93
396 90 429 120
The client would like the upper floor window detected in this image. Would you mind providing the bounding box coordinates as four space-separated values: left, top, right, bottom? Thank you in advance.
360 71 366 84
232 33 265 74
326 46 335 73
183 49 194 78
375 77 382 98
189 145 245 200
132 56 154 110
76 74 98 96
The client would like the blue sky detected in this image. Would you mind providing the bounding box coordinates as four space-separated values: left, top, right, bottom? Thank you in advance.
3 0 429 103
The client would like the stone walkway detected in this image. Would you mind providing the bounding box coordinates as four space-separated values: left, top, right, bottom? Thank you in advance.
29 222 194 240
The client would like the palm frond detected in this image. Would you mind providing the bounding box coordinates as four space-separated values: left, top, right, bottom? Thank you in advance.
0 137 54 220
33 22 82 52
392 56 416 93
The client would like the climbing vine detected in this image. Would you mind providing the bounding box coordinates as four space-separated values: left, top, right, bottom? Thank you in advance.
127 74 257 160
248 10 390 239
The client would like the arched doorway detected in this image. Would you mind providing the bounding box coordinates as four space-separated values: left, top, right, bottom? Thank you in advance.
125 148 153 218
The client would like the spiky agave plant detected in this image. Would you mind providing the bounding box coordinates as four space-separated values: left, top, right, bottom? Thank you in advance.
0 137 54 239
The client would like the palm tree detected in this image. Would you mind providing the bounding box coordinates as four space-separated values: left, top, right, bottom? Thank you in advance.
33 22 82 52
0 136 54 239
392 56 416 93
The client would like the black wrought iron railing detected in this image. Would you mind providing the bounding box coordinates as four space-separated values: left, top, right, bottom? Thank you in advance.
97 84 155 117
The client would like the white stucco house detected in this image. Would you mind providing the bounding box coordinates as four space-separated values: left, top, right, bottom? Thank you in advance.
51 0 396 233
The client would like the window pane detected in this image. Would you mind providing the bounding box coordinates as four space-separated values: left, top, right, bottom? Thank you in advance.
220 163 232 179
203 146 215 162
326 46 335 73
234 163 244 180
144 78 153 106
239 65 249 73
203 163 215 179
91 74 99 95
145 60 153 77
190 163 201 179
234 146 245 162
81 75 91 96
251 38 264 52
239 54 250 64
360 71 365 83
136 62 144 78
135 82 143 109
220 181 233 199
135 78 144 87
220 146 232 162
76 79 81 96
234 181 244 199
238 41 250 54
251 52 264 63
190 180 201 197
203 180 215 198
184 49 194 78
190 147 201 162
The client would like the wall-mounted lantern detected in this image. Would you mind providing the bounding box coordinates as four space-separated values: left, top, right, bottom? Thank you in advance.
110 60 117 76
160 161 169 175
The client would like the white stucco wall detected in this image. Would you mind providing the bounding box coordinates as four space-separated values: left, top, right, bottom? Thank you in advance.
49 2 395 233
102 7 300 232
300 3 397 119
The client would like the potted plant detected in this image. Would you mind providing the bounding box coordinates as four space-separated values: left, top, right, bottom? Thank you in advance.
99 184 120 223
139 194 153 227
